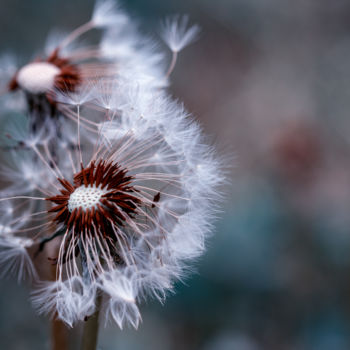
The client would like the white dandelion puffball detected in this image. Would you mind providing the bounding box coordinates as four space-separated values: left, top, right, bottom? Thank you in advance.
0 0 224 330
2 83 224 329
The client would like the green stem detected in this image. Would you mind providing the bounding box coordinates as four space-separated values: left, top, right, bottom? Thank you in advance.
80 293 103 350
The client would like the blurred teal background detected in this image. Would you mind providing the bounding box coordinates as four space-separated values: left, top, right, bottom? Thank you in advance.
2 0 350 349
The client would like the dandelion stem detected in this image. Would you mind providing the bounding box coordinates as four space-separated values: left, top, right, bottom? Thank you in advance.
80 292 102 350
50 240 70 350
51 318 69 350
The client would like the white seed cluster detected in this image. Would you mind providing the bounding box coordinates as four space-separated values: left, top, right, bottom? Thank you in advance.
16 62 60 94
68 185 106 212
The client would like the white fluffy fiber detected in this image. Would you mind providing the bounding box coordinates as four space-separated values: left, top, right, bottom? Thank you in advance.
92 0 129 28
0 237 37 283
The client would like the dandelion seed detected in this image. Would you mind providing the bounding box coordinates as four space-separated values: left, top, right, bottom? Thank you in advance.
160 15 200 77
161 15 200 53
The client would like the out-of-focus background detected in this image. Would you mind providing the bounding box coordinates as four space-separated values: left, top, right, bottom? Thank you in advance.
1 0 350 349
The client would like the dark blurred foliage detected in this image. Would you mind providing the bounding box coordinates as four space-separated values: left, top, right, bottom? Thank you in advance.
1 0 350 349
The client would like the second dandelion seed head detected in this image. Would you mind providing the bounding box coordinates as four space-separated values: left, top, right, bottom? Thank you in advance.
9 49 81 96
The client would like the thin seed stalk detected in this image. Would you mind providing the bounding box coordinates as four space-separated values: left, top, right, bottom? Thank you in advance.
47 200 70 350
80 292 103 350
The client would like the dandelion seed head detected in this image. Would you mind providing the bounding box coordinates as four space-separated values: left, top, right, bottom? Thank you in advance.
16 62 60 94
10 48 82 101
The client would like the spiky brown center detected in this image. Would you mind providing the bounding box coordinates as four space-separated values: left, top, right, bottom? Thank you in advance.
46 160 140 236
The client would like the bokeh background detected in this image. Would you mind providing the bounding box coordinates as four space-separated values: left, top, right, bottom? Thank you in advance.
1 0 350 349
